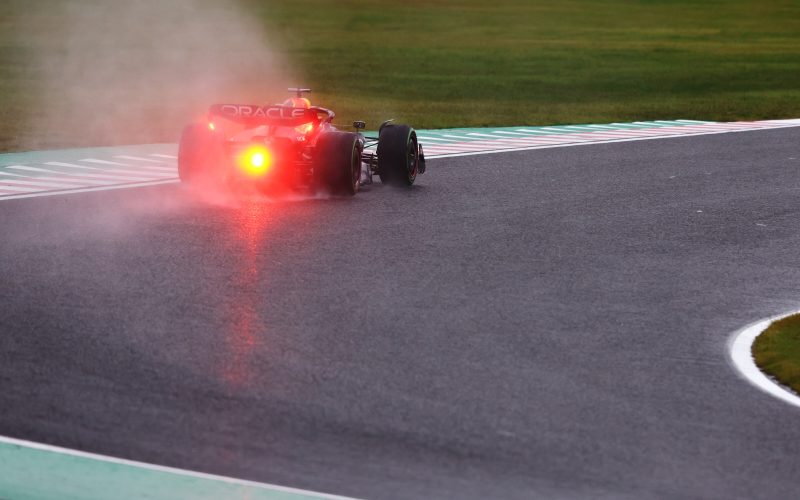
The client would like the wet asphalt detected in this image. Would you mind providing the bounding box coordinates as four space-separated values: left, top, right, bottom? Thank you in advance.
1 127 800 499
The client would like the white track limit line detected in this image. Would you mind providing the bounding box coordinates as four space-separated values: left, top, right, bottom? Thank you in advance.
0 184 39 192
0 179 85 189
729 314 800 409
114 155 169 163
0 179 179 201
45 162 160 180
425 120 800 159
80 162 176 176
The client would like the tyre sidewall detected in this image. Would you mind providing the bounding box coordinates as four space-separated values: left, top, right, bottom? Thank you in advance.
377 124 417 186
315 132 361 196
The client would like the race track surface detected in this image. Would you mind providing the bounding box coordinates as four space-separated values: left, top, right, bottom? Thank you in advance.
1 128 799 499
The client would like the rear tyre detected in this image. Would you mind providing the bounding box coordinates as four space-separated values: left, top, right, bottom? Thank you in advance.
178 124 225 183
314 132 362 196
377 124 418 187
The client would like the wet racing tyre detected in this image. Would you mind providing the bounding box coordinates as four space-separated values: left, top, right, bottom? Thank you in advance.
314 131 362 196
377 124 418 187
178 124 225 183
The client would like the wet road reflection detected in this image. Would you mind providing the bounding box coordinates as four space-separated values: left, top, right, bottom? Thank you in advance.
220 199 275 388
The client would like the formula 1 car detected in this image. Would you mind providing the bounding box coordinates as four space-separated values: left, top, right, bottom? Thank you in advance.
178 88 426 196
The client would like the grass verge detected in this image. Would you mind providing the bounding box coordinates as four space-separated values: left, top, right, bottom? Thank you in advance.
2 0 800 151
753 314 800 395
251 0 800 130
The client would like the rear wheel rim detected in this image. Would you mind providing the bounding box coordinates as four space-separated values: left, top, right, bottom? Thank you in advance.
351 144 360 192
407 136 418 181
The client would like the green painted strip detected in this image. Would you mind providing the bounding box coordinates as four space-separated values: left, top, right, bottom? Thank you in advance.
0 144 176 168
0 119 726 193
0 120 715 167
412 119 714 141
0 438 353 500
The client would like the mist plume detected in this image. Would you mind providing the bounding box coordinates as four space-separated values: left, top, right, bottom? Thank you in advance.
20 0 295 150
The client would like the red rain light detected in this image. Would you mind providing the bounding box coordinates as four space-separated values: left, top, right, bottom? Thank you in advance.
238 145 273 176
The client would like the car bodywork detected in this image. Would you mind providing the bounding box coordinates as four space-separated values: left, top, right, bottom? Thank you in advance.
178 89 426 196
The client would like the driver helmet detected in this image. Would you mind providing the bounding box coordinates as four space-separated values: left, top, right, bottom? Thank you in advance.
283 97 311 108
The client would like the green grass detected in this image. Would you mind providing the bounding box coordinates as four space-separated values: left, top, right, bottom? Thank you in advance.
253 0 800 130
2 0 800 151
753 315 800 395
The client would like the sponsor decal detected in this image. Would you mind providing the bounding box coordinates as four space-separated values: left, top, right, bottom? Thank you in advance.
217 105 308 119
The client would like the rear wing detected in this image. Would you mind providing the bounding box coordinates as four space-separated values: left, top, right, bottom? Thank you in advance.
208 104 334 126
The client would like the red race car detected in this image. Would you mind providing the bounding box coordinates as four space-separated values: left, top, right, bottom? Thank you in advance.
178 88 426 196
